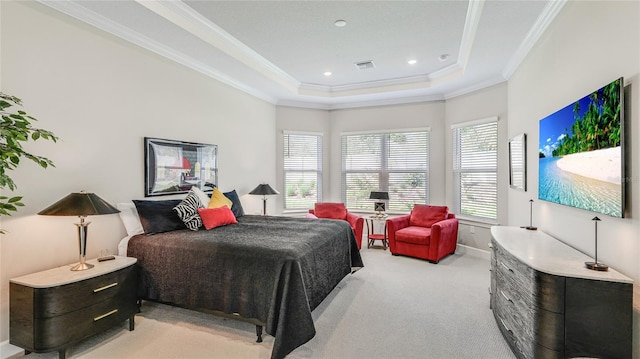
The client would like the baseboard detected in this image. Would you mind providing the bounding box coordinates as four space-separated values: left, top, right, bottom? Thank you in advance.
456 243 490 261
0 341 23 359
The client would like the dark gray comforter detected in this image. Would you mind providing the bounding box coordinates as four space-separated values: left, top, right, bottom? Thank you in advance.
127 215 364 359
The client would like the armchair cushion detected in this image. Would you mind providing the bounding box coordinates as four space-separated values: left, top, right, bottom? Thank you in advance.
314 202 347 220
395 226 432 245
409 204 448 228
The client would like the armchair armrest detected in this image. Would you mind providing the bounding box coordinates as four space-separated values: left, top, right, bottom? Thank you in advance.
431 217 459 240
386 214 411 253
346 212 364 249
429 217 459 262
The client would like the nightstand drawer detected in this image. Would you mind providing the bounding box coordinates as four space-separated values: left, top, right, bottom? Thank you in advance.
29 293 137 351
32 265 136 317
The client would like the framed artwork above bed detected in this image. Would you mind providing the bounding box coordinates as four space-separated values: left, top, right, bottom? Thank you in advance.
144 137 218 197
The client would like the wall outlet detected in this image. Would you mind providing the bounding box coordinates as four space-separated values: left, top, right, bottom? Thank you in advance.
470 225 475 234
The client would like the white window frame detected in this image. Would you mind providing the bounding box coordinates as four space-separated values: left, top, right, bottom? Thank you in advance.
341 128 430 212
452 117 498 222
283 131 323 210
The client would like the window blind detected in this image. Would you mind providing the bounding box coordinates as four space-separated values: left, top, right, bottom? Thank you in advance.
283 133 322 209
453 120 498 221
342 130 429 211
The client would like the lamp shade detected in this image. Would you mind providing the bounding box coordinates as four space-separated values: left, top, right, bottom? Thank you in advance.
369 191 389 200
249 184 279 196
38 191 120 217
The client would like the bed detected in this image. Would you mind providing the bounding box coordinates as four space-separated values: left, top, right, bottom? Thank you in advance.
122 213 363 359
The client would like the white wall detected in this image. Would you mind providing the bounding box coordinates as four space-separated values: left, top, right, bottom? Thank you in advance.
277 85 507 251
328 102 447 205
0 1 276 344
275 106 330 214
2 0 639 355
445 83 508 251
508 1 640 356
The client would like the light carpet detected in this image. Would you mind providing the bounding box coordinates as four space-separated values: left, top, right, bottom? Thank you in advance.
21 248 515 359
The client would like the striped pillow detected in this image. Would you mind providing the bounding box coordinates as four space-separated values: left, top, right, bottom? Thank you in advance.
173 188 205 230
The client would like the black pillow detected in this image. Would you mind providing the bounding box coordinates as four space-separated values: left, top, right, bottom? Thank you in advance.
133 199 185 234
223 189 245 218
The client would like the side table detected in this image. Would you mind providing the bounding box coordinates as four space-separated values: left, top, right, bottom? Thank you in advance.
10 256 138 359
366 215 388 249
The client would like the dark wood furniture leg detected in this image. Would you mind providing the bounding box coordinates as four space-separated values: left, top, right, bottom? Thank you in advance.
256 325 263 343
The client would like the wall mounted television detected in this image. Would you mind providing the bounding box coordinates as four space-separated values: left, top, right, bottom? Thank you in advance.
538 77 624 217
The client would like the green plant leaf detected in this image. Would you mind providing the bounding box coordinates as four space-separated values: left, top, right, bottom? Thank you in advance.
0 92 58 224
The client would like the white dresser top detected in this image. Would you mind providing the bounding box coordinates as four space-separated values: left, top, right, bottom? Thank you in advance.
491 226 633 284
10 256 137 288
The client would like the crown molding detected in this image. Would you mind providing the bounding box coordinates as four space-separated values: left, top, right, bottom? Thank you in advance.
38 0 277 104
278 94 445 111
444 76 507 100
296 0 480 98
37 0 541 109
298 74 433 97
135 0 300 92
458 0 485 69
502 0 567 79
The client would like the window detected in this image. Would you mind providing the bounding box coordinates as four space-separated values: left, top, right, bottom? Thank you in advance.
283 133 322 210
452 118 498 221
342 130 430 212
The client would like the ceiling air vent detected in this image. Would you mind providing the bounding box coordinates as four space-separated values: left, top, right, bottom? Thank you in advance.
354 61 375 70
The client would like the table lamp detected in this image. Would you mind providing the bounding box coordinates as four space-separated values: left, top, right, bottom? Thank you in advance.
38 191 120 271
521 199 537 230
249 183 279 216
369 191 389 217
585 216 608 271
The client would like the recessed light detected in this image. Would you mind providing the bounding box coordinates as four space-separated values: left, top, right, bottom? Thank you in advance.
438 54 450 62
334 20 347 27
408 59 417 65
324 71 332 76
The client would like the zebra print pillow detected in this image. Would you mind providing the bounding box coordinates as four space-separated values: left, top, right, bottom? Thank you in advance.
173 188 205 230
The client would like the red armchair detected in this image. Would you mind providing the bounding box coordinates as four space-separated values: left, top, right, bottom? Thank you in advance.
309 202 364 250
386 204 458 263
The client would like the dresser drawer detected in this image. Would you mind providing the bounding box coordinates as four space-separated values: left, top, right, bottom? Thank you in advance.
494 279 534 358
495 241 564 313
32 266 136 317
495 242 535 293
493 304 529 359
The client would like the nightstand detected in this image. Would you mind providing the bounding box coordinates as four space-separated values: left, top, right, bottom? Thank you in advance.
366 215 389 249
10 256 138 359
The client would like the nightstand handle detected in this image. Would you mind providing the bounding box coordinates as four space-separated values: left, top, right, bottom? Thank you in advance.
94 309 118 321
93 282 118 293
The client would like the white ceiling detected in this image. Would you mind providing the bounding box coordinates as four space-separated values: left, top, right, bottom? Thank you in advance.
39 0 566 109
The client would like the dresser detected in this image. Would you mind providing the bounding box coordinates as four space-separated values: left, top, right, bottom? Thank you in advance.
10 256 138 359
490 227 633 359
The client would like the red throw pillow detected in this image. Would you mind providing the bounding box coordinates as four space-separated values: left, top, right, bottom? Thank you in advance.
314 203 347 220
197 206 238 230
409 204 448 228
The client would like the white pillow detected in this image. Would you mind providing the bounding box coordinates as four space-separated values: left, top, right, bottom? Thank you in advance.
117 202 144 236
191 186 211 207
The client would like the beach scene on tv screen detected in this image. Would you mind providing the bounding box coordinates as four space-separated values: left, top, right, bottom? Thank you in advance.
538 78 622 217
